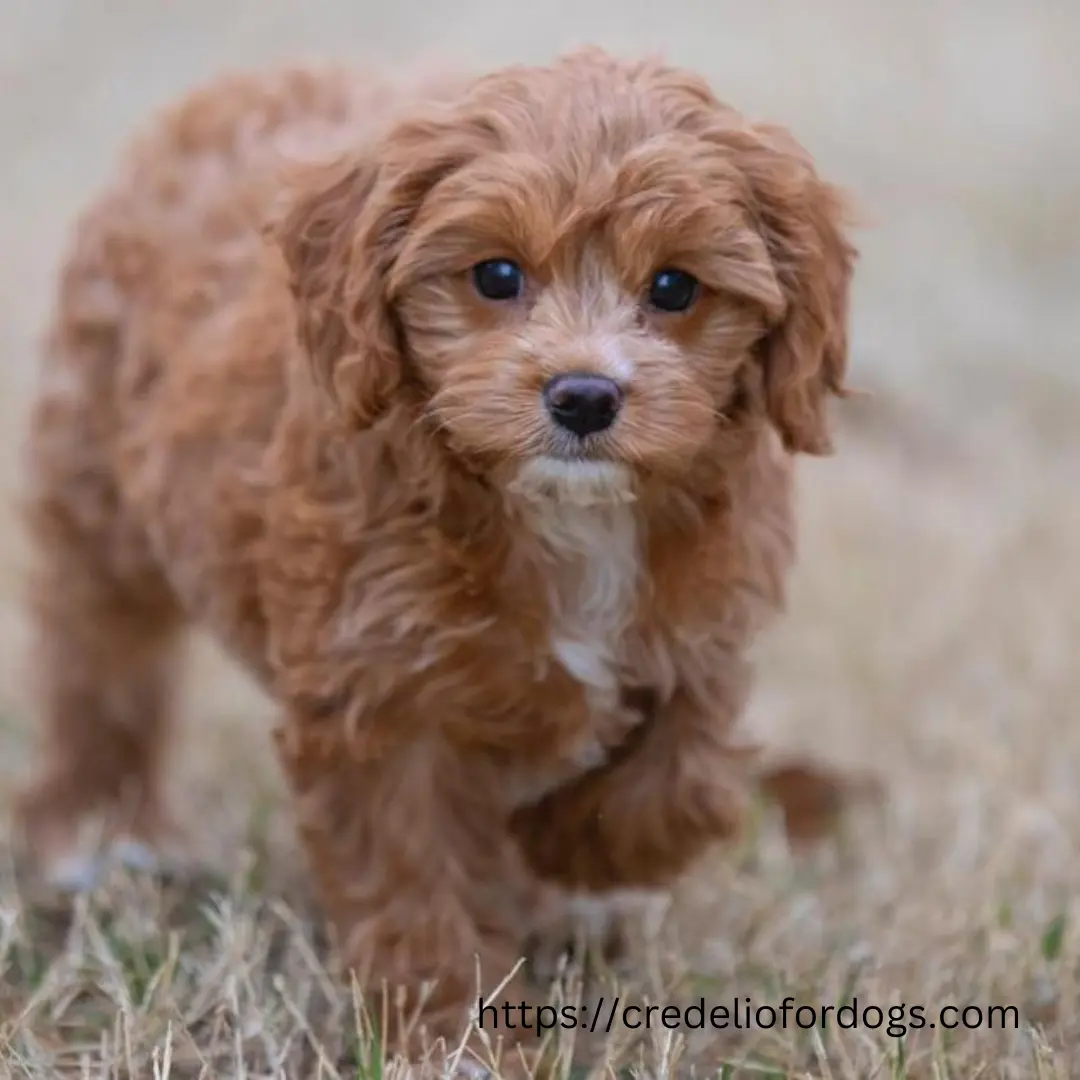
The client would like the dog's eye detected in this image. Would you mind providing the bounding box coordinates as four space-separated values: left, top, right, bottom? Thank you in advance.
647 268 699 313
472 259 525 301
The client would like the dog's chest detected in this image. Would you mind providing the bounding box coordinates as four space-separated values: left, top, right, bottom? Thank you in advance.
518 497 645 784
530 499 640 697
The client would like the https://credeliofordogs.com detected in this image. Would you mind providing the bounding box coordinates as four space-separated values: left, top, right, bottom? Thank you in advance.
476 996 1021 1039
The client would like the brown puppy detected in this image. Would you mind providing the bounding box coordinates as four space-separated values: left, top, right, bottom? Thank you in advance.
14 48 856 1063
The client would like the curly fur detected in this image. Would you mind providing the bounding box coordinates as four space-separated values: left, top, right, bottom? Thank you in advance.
13 49 857 1062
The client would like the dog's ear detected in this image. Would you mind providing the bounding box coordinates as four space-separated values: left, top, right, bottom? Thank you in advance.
272 156 402 429
273 110 497 430
719 123 858 455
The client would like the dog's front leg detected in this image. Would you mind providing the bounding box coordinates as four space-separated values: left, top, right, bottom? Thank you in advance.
510 674 752 892
274 712 542 1068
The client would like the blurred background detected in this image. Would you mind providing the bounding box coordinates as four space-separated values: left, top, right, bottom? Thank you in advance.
1 1 1079 1074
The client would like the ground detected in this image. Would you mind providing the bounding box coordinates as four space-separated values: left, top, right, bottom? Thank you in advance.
1 2 1079 1078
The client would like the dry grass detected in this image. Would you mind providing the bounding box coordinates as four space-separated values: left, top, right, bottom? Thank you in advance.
2 1 1080 1077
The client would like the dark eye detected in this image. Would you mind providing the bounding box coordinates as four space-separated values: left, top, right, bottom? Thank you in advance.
472 258 525 301
647 268 699 313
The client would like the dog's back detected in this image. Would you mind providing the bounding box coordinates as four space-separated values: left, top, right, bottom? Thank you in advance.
38 65 380 411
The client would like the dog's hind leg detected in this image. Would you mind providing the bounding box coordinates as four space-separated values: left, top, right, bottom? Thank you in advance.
13 319 188 892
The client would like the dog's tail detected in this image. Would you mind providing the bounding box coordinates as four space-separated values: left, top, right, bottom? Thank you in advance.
755 759 885 844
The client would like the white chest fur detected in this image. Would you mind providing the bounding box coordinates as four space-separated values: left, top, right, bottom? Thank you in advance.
543 499 641 703
507 459 647 799
514 460 642 705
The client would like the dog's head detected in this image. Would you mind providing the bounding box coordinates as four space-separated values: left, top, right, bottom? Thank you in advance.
275 49 857 503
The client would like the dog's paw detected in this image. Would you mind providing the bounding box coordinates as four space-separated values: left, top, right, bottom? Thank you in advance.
526 888 668 987
13 800 195 897
39 836 175 893
13 780 196 896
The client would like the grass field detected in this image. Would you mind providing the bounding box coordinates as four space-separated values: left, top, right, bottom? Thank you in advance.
2 2 1079 1076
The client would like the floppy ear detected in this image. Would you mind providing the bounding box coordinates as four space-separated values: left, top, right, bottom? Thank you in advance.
273 156 402 429
273 111 499 430
725 123 858 455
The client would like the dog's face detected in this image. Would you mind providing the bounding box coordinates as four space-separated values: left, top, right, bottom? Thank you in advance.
277 50 856 500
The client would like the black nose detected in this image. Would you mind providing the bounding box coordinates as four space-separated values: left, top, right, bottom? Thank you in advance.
542 373 622 437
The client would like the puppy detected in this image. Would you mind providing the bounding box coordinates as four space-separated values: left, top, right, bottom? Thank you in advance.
14 48 856 1064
